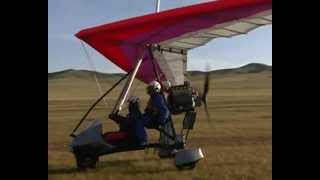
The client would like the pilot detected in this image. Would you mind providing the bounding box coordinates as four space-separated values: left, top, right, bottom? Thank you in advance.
133 80 170 146
143 80 170 129
109 80 170 146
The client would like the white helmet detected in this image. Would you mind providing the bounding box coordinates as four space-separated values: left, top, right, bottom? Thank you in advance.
148 80 161 93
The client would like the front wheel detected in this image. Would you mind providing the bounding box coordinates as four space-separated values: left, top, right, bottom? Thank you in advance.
176 162 196 170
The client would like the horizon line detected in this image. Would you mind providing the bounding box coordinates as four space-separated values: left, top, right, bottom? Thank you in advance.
48 62 272 74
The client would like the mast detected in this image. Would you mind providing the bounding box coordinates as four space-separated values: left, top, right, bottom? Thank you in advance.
156 0 160 13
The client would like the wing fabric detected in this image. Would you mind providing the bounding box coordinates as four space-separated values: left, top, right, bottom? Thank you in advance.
76 0 272 84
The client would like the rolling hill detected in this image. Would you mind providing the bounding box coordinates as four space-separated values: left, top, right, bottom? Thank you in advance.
48 69 124 80
48 63 272 80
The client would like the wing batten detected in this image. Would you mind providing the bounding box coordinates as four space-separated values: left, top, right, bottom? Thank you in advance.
158 9 272 51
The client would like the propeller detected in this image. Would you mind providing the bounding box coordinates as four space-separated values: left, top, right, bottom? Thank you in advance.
201 70 210 122
194 65 211 123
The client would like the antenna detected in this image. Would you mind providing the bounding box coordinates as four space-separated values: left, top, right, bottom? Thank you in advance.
156 0 160 12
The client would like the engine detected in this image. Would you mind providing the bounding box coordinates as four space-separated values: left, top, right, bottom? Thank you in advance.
167 81 201 115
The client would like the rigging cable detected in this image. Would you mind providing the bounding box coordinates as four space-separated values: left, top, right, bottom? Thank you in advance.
80 41 108 108
70 73 129 137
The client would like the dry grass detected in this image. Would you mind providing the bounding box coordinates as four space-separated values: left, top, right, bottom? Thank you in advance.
48 71 272 180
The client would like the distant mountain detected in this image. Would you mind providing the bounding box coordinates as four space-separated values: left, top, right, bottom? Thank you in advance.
48 69 124 80
215 63 271 74
189 63 271 75
48 63 271 80
234 63 272 73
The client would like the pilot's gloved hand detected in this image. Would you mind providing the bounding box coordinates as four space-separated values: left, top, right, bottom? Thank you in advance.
108 113 118 121
109 113 128 124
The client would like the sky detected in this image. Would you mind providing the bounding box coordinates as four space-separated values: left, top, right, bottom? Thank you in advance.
48 0 272 73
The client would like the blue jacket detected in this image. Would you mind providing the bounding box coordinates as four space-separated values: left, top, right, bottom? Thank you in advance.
143 93 170 128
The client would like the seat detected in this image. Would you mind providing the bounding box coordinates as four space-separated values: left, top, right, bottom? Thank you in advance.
102 131 129 143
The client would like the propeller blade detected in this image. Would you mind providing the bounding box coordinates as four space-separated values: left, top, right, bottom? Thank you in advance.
202 71 209 102
202 68 211 123
203 97 210 120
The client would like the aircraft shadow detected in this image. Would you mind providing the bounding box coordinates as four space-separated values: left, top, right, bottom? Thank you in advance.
48 158 177 175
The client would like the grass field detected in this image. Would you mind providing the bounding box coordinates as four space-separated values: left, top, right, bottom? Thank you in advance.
48 70 272 180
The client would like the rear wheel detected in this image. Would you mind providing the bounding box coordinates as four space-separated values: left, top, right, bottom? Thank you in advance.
76 154 99 170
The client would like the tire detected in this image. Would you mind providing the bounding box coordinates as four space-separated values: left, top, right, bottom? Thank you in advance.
76 155 99 170
176 162 196 170
86 156 98 169
187 163 196 169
